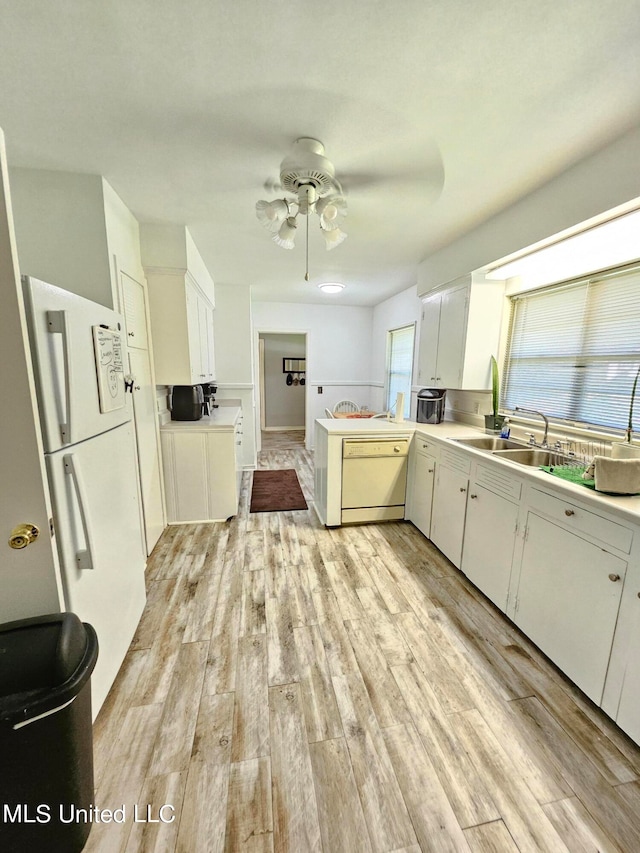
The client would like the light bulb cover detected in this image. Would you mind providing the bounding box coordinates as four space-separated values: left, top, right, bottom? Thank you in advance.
256 198 290 232
317 195 347 230
317 282 345 294
322 225 347 250
272 216 298 249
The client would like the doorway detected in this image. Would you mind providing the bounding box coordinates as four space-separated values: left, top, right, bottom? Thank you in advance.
258 332 307 449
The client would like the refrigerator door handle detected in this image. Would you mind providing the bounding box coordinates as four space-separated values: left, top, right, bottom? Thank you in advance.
63 453 95 570
47 310 73 444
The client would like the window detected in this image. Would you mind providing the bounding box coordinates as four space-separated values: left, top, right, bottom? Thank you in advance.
503 266 640 432
386 324 415 417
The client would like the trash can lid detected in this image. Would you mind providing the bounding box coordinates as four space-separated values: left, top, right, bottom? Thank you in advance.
0 612 87 697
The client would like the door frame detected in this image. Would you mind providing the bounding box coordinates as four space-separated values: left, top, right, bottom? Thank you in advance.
0 127 64 621
253 328 309 451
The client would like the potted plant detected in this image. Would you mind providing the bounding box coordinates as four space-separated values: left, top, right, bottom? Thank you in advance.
612 363 640 459
484 355 506 433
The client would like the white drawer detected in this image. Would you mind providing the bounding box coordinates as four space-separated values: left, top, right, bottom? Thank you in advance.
475 463 522 502
528 488 633 553
414 437 440 459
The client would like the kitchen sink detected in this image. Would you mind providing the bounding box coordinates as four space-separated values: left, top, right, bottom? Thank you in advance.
453 436 526 451
492 448 572 467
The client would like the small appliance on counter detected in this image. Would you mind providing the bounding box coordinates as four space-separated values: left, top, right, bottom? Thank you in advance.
417 387 446 424
200 382 218 416
171 385 204 420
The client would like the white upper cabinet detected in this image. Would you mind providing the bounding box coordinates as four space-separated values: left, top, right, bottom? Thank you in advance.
416 274 505 390
141 224 216 387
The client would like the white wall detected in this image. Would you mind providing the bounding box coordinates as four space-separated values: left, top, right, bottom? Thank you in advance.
252 301 374 441
213 284 256 467
419 125 640 292
103 179 145 286
371 285 423 417
140 223 215 305
9 168 115 306
261 333 306 429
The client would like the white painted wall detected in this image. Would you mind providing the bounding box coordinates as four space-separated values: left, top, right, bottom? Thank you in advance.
140 223 215 305
9 168 114 306
261 333 306 429
419 125 640 292
103 179 145 286
252 301 374 443
213 284 256 467
371 285 423 418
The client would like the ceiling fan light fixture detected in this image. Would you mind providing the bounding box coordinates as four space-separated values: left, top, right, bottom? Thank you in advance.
272 216 298 249
322 225 347 250
316 194 347 230
318 282 345 294
256 198 289 232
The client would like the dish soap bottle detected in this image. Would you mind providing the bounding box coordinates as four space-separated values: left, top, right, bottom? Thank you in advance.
500 418 511 439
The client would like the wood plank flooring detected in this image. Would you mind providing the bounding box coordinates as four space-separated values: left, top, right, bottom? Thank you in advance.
88 429 640 852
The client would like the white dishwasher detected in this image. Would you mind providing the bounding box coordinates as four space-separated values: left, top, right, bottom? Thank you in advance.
341 436 410 524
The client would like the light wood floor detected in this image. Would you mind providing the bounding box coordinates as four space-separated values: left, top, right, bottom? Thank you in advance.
89 431 640 852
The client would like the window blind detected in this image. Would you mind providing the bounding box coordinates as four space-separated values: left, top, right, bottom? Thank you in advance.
503 266 640 432
386 324 415 417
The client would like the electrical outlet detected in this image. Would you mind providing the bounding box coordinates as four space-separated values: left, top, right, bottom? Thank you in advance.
318 386 323 394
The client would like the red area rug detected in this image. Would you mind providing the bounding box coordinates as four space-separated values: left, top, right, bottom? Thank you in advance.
250 469 308 513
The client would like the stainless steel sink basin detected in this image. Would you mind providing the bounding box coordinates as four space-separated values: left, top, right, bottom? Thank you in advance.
453 436 526 451
492 448 571 467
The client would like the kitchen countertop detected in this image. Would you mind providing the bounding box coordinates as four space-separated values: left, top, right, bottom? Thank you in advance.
316 416 640 523
161 406 241 431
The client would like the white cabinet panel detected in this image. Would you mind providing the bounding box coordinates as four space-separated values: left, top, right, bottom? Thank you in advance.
417 278 504 391
146 271 215 386
515 511 626 704
410 451 436 538
160 409 242 523
461 484 518 611
430 463 469 567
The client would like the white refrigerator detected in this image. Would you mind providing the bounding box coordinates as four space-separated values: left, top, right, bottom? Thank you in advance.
22 276 147 715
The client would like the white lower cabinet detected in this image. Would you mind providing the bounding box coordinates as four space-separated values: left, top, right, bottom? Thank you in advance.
430 449 470 568
410 434 640 744
160 409 242 523
461 483 519 611
611 604 640 744
513 510 626 704
407 437 438 538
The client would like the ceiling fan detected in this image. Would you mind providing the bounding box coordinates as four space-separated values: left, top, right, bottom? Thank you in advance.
255 136 444 281
256 138 348 280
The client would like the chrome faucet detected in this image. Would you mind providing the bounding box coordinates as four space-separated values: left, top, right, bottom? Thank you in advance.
515 407 549 447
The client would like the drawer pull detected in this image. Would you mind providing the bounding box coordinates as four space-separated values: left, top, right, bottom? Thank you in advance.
564 509 575 517
608 573 621 582
470 494 478 499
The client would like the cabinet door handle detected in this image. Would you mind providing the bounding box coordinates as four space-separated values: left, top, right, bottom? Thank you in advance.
459 487 466 493
470 493 477 499
564 509 575 516
428 468 434 473
608 573 621 582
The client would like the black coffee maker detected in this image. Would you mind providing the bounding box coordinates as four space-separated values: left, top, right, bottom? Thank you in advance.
200 383 218 416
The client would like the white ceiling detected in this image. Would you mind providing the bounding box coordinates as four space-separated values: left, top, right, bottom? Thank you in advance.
1 1 639 306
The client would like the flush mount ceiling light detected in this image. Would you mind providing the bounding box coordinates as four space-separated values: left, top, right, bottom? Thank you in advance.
256 138 348 281
317 282 345 294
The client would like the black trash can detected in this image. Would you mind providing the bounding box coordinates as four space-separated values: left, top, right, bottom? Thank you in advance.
0 612 98 853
